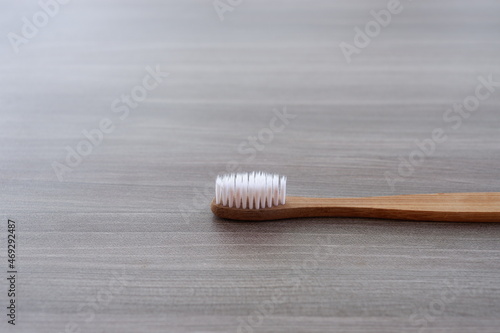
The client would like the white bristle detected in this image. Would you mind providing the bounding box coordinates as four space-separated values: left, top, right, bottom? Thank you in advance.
215 172 287 209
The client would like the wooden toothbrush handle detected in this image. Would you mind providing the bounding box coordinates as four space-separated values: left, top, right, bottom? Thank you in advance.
282 193 500 222
213 193 500 221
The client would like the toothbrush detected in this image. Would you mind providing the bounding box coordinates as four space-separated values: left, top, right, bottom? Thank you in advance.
211 172 500 222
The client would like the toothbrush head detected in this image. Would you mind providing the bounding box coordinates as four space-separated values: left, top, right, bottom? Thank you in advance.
215 172 287 209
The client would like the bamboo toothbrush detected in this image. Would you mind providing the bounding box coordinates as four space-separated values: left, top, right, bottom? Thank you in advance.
210 172 500 222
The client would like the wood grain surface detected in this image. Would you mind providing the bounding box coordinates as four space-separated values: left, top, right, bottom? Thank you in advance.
1 0 500 332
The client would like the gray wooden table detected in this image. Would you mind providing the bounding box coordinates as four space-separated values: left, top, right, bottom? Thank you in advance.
1 0 500 332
